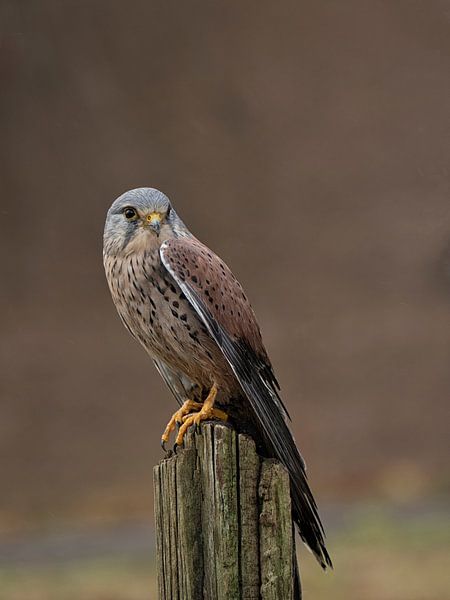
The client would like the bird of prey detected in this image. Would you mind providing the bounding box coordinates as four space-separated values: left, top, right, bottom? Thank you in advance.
103 187 332 576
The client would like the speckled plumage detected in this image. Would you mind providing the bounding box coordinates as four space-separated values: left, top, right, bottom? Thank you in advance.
103 191 238 400
103 187 331 572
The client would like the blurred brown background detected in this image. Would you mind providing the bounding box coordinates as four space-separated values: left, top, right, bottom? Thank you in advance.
1 1 449 598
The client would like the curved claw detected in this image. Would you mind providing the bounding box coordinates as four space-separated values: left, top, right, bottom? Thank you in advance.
160 399 203 448
175 386 227 446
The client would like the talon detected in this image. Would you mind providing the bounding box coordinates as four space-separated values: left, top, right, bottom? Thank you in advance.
174 383 228 446
160 399 203 447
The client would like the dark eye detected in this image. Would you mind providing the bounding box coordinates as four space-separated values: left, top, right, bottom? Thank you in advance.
166 205 171 217
123 207 138 221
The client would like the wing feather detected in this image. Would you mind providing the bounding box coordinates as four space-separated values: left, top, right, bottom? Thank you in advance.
160 237 332 569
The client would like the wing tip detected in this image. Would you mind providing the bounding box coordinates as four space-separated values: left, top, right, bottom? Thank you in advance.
318 546 333 570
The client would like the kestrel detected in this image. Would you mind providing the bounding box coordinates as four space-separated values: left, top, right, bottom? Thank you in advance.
103 187 332 572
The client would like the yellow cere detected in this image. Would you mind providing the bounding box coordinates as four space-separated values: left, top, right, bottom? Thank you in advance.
146 212 162 223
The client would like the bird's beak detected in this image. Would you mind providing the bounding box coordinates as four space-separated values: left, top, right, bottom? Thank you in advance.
145 212 162 235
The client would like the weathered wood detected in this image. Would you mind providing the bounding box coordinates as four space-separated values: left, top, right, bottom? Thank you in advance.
175 446 202 599
259 460 294 600
238 434 260 600
213 424 240 599
153 422 298 600
197 424 218 598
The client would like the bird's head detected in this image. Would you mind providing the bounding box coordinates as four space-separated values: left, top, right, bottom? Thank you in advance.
104 187 186 255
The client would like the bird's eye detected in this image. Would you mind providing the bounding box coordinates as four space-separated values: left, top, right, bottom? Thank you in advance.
166 205 171 217
123 207 138 221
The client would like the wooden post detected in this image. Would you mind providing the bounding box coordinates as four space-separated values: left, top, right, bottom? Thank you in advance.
153 422 299 600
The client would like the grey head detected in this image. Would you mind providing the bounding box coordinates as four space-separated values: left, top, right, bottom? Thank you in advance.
103 187 189 255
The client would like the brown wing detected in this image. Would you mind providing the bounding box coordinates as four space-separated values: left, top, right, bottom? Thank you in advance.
160 236 332 570
160 236 287 418
162 237 266 353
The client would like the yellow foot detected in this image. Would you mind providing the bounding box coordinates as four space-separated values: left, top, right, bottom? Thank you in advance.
175 383 228 447
161 399 203 450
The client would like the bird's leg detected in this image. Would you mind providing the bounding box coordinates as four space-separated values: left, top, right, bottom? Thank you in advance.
175 383 228 447
161 399 203 450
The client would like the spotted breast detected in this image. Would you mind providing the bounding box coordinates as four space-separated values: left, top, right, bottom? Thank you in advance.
104 245 236 395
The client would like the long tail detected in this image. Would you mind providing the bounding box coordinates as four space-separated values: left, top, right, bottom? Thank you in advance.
232 386 332 569
229 354 333 569
265 415 333 569
190 320 332 568
290 463 332 570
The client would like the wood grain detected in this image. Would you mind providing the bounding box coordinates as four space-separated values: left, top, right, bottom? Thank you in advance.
153 423 297 600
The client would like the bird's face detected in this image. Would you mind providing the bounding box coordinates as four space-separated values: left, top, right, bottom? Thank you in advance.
104 188 185 255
